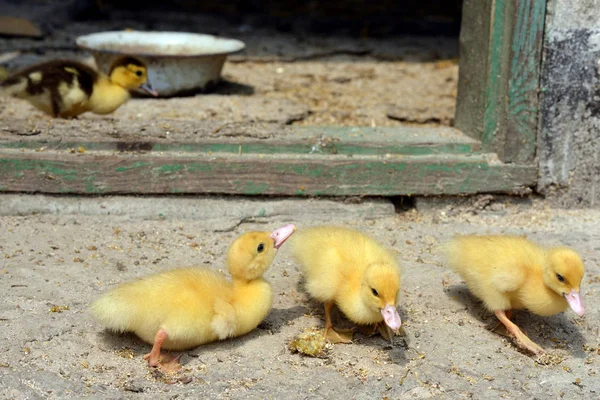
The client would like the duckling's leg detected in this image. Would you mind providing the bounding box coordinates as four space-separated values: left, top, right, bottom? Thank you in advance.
494 310 545 354
491 310 511 337
143 329 182 372
323 301 353 344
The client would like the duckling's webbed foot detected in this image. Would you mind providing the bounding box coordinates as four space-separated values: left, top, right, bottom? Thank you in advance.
356 323 397 341
376 323 396 342
155 354 182 373
323 301 353 343
143 329 182 372
355 323 384 338
324 327 354 344
356 324 377 336
494 310 545 355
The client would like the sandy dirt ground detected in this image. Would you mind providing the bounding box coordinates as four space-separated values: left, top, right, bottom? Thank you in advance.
0 55 457 128
0 15 458 130
0 11 598 400
0 195 599 399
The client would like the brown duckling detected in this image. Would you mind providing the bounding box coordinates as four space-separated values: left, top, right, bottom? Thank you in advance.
0 56 157 118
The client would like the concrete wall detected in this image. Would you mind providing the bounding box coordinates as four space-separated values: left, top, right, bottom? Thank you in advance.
538 0 600 206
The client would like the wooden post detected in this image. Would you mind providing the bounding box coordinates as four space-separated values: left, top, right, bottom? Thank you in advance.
455 0 547 164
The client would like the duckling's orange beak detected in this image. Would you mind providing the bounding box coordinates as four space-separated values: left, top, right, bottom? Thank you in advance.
139 81 159 97
270 224 296 249
564 289 584 316
381 304 401 332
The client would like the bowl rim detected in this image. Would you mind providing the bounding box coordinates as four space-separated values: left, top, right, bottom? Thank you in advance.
75 30 246 58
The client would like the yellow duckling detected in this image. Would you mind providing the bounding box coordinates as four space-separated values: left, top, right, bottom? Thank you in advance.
0 56 157 118
290 226 402 343
444 235 585 354
91 224 296 371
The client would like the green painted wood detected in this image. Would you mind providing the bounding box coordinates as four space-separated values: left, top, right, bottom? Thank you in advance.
0 138 477 157
0 125 479 157
1 3 549 198
293 126 475 145
455 0 546 163
454 0 492 142
504 0 546 163
482 0 510 157
0 125 480 158
0 149 536 196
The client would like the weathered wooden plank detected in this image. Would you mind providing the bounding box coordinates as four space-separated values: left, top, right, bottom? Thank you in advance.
0 123 480 156
482 0 511 160
0 137 478 157
503 0 546 163
455 0 546 163
0 121 478 154
454 0 492 142
0 149 536 196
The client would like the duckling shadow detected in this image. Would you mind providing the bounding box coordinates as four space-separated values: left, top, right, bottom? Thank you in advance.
96 325 280 369
516 313 587 358
258 305 311 333
96 328 268 367
94 306 307 364
444 285 492 322
312 302 409 365
383 344 409 365
352 306 410 366
445 285 587 357
96 329 150 357
184 314 308 361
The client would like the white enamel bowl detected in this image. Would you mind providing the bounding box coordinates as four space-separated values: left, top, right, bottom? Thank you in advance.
76 31 245 97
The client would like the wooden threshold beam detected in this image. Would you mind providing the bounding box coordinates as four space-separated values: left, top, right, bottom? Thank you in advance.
0 148 536 196
0 124 479 156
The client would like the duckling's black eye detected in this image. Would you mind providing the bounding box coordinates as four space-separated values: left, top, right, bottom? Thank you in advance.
257 243 265 253
556 273 565 282
135 70 142 77
371 288 379 296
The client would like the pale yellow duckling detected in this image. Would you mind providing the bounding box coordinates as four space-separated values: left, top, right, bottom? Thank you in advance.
0 56 157 118
444 235 585 354
91 224 295 371
290 226 402 343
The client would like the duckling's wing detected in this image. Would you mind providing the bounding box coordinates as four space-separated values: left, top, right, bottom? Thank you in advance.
290 230 345 301
448 236 526 275
487 259 528 293
210 297 237 340
444 235 530 298
43 61 96 116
